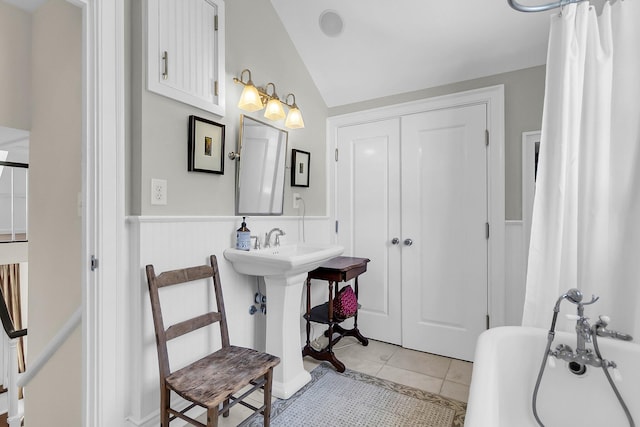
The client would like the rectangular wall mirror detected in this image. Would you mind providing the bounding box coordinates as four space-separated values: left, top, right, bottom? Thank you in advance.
236 115 288 215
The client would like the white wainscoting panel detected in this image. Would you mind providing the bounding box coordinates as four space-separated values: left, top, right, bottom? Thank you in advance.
505 220 526 326
125 216 332 426
125 216 527 424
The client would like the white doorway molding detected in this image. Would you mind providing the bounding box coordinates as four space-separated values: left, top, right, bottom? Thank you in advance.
522 130 541 265
75 0 126 425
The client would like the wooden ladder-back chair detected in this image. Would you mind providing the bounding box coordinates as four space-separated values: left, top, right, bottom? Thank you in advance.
146 255 280 427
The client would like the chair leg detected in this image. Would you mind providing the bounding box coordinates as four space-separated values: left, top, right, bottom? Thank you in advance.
160 387 170 427
207 405 219 427
263 369 274 427
222 398 230 417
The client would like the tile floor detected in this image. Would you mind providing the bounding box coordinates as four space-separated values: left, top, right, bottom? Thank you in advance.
304 337 473 403
204 337 472 426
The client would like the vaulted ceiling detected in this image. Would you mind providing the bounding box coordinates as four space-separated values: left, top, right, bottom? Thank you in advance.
6 0 557 108
271 0 556 107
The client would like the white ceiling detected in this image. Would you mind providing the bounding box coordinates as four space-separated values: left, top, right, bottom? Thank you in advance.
3 0 555 108
271 0 556 107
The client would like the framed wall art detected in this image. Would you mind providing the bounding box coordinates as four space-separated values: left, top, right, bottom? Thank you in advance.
291 149 310 187
188 115 225 174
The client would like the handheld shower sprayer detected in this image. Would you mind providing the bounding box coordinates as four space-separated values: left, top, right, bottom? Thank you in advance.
566 288 584 304
554 288 583 312
551 289 583 332
550 289 598 331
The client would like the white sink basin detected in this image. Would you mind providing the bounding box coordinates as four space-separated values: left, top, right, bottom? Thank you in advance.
223 243 344 278
224 242 344 399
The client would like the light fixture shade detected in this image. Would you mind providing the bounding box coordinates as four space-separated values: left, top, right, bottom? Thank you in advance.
238 84 263 112
285 106 305 129
264 98 286 121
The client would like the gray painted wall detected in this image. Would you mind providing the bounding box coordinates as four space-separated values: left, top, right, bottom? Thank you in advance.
129 1 544 221
329 65 546 221
129 0 328 216
27 1 82 425
0 1 83 424
0 4 34 266
0 2 31 131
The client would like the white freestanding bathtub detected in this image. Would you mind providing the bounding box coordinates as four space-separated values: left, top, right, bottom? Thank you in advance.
465 326 640 426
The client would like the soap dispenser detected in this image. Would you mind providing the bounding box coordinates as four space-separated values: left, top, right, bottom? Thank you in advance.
236 217 251 251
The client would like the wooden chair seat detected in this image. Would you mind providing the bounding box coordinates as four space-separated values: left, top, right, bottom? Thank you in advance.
146 255 280 427
166 345 280 408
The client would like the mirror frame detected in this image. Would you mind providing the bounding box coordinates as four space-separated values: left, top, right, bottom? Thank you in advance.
235 115 288 216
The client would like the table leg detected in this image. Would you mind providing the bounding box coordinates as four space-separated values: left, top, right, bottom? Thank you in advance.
305 277 311 349
302 280 347 372
326 281 335 352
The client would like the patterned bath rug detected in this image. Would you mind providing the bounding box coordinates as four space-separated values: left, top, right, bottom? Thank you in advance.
242 363 466 427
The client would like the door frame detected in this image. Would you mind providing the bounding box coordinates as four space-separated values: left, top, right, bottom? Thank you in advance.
522 130 541 264
327 85 506 328
74 0 126 425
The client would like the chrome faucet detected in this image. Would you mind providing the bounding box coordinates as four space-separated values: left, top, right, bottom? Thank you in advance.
264 228 285 248
595 315 633 341
250 235 261 250
574 299 596 355
533 288 635 427
548 290 632 370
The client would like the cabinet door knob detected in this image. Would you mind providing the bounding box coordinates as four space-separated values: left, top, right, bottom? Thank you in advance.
404 238 413 246
391 237 400 245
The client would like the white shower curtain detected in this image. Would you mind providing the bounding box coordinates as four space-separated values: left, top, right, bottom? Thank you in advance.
523 0 640 337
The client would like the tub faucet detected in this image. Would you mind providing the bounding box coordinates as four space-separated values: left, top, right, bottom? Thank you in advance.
264 228 285 248
551 295 632 369
534 289 635 427
552 314 607 369
557 294 604 367
595 315 633 341
573 300 596 354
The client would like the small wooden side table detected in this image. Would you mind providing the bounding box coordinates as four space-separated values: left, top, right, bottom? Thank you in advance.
302 256 370 372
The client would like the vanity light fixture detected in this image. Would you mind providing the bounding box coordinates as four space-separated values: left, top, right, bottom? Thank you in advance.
263 83 286 121
284 93 305 129
236 69 263 112
233 68 305 129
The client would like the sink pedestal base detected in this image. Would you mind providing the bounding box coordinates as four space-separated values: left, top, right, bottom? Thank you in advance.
264 272 311 399
223 243 345 399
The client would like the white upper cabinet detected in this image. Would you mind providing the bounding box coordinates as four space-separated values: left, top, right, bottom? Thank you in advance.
147 0 225 116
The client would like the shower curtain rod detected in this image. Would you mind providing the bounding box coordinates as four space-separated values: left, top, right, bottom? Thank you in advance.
508 0 586 12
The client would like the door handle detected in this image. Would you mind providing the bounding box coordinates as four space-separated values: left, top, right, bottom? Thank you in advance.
391 237 400 245
404 238 413 246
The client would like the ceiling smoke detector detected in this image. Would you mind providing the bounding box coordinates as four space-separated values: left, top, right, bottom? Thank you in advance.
319 10 344 37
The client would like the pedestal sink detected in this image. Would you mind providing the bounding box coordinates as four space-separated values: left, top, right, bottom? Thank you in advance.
224 243 343 399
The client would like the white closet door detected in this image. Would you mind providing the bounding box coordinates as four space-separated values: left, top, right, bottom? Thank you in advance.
336 119 402 345
401 104 488 361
